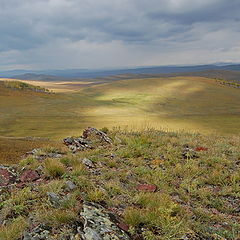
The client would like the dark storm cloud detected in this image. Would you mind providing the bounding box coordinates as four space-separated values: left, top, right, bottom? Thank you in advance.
0 0 240 69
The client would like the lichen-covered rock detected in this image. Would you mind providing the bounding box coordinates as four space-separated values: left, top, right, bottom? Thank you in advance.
79 202 130 240
23 224 51 240
63 137 93 152
65 180 77 191
82 127 112 145
82 158 95 168
47 192 61 207
64 127 112 153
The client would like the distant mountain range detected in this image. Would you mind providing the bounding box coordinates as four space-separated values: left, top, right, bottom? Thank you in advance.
1 63 240 81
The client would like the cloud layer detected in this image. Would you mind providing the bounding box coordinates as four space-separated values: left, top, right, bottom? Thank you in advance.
0 0 240 69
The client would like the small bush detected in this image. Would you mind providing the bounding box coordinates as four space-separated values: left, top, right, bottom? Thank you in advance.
104 181 123 197
9 187 36 205
60 157 72 167
100 127 109 134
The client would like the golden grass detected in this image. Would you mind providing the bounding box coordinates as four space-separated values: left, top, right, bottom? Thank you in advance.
44 158 66 178
0 217 28 240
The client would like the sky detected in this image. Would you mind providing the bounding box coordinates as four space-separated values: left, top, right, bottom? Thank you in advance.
0 0 240 70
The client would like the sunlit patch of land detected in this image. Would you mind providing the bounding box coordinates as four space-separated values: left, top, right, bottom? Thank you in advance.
75 76 240 135
0 76 239 145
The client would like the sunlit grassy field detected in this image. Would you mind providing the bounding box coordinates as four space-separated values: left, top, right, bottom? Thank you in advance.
0 76 239 143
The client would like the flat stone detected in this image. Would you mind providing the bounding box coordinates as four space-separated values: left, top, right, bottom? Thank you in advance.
84 227 102 240
65 180 77 191
47 192 61 207
20 170 40 183
82 158 94 168
23 232 32 240
48 153 63 158
16 182 26 188
117 222 129 232
137 184 157 192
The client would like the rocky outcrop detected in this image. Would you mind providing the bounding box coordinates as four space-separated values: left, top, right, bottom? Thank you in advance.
64 127 112 153
82 127 112 145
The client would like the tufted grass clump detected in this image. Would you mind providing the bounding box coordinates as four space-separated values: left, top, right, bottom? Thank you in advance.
87 188 108 203
19 156 39 169
0 216 28 240
124 207 146 227
124 192 188 238
38 209 78 227
44 158 66 178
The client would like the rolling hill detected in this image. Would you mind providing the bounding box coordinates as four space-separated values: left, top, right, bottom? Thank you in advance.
0 75 239 142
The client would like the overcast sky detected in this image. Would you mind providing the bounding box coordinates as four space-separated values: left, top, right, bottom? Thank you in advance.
0 0 240 70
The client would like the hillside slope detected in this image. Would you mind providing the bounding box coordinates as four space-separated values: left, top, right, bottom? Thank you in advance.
0 128 239 239
0 76 239 140
76 76 240 134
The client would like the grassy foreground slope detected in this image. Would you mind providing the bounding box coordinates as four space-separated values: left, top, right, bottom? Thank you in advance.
0 76 239 141
0 128 239 239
